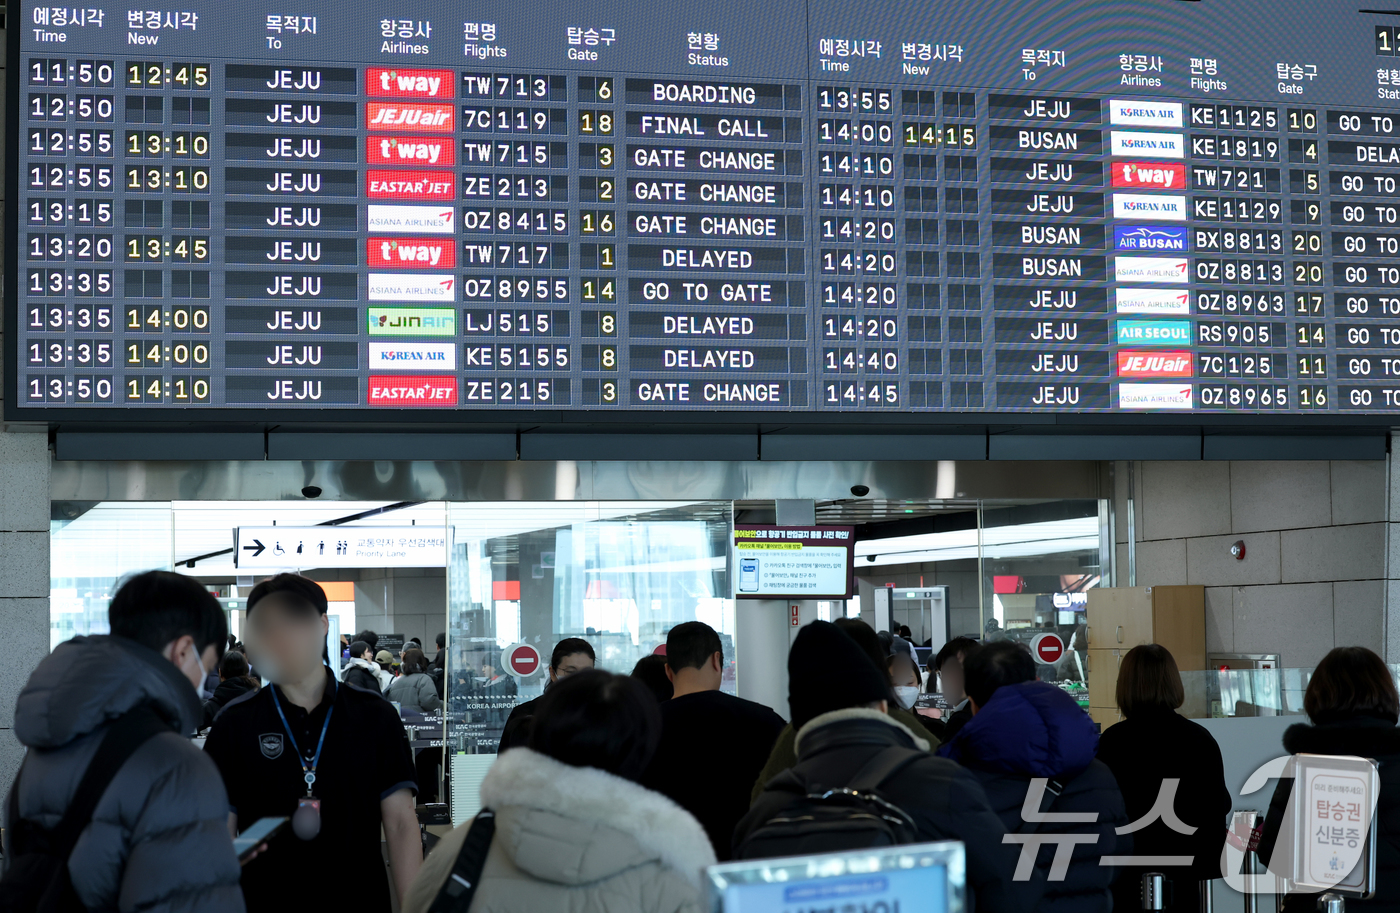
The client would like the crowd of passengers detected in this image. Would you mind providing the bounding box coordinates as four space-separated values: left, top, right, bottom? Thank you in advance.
4 569 1400 913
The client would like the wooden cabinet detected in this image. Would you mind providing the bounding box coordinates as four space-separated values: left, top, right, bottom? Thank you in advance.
1085 585 1206 724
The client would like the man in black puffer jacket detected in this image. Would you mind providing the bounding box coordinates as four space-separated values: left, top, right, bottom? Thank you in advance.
735 621 1040 913
939 641 1127 913
3 571 245 913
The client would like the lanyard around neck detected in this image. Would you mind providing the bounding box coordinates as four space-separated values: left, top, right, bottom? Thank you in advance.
270 675 336 796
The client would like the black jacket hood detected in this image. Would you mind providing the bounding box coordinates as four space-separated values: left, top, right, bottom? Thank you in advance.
1283 715 1400 758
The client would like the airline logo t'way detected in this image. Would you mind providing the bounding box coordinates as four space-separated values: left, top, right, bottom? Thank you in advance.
1116 287 1191 315
368 238 456 268
1113 194 1187 220
1108 99 1183 127
367 136 454 166
1115 256 1190 283
366 102 455 131
367 273 455 301
367 205 454 234
366 68 454 98
1117 350 1193 378
1118 383 1193 410
368 375 458 406
367 170 454 200
1115 225 1188 251
368 342 457 371
1111 161 1185 189
1110 130 1184 158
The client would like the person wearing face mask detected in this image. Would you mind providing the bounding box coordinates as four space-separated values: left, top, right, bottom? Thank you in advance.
887 651 923 711
3 570 245 912
203 574 421 911
500 637 595 749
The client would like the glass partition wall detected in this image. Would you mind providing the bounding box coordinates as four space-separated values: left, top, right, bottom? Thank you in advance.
50 494 1108 822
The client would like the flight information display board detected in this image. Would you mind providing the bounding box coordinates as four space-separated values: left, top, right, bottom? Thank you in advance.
11 0 1400 418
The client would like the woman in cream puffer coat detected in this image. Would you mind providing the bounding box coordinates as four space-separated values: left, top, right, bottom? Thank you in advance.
404 670 715 913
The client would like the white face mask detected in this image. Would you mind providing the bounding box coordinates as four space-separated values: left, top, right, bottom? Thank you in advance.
892 685 920 710
182 644 211 694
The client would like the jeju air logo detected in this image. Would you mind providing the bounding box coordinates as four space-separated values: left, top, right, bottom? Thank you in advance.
366 102 455 132
366 68 454 98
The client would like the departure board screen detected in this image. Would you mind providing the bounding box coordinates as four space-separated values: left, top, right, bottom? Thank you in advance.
11 0 1400 417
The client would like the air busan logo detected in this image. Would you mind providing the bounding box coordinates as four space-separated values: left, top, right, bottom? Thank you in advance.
1110 130 1184 158
1113 194 1187 220
1111 161 1184 189
366 68 454 98
367 136 454 166
368 238 455 268
1117 350 1193 378
1114 225 1188 252
366 102 455 132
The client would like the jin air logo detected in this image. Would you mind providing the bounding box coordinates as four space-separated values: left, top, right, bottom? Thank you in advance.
259 733 284 759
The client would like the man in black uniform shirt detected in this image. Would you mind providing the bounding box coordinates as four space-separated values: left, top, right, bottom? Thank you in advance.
204 574 421 910
643 621 785 860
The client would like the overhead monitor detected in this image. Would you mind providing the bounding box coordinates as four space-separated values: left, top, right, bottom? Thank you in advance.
8 0 1398 421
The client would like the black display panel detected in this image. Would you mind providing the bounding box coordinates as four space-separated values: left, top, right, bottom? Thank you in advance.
11 0 1400 419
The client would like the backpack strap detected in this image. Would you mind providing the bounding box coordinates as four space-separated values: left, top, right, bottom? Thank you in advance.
1015 777 1069 835
847 746 926 794
12 703 171 859
426 810 497 913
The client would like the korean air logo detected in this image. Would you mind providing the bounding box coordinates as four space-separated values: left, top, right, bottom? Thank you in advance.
1115 225 1188 252
1110 130 1184 158
1113 194 1187 220
1108 99 1183 127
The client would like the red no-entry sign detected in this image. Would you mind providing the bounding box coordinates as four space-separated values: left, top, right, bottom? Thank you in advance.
1031 633 1065 664
507 643 541 677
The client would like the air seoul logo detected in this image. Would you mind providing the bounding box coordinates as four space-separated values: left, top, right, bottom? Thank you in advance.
1115 225 1188 252
1111 161 1184 189
368 238 456 268
367 136 454 166
366 102 455 131
366 68 454 98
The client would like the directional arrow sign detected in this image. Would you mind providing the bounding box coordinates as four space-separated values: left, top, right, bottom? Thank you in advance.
235 526 449 569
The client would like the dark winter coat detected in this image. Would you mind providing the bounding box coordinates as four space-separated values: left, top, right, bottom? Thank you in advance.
737 707 1040 913
201 675 259 729
1258 715 1400 912
1097 708 1231 913
2 635 244 913
940 680 1129 913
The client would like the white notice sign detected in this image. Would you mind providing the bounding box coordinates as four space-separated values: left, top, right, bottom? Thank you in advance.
235 526 449 569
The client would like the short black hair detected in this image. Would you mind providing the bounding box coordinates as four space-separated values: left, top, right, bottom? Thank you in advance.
407 638 422 648
247 574 327 616
109 570 228 659
833 618 899 702
355 630 380 651
348 640 370 658
963 640 1037 708
1306 646 1400 725
551 637 595 671
933 636 981 673
665 621 722 672
435 632 446 649
898 625 912 639
528 670 661 781
220 651 250 679
630 654 673 702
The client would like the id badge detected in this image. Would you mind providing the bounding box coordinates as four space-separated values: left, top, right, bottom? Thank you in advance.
292 796 321 841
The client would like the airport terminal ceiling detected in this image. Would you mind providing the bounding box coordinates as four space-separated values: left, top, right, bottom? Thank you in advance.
18 0 1400 426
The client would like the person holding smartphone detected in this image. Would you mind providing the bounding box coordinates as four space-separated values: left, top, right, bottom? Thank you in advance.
204 574 421 910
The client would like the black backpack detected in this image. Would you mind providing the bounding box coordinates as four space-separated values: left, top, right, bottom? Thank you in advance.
734 746 924 860
1 705 169 913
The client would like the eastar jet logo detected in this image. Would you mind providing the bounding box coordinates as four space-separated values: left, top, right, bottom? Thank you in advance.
1117 350 1194 377
366 170 455 200
368 375 458 405
1111 161 1185 189
367 136 454 166
366 102 455 131
368 238 455 268
366 68 454 98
